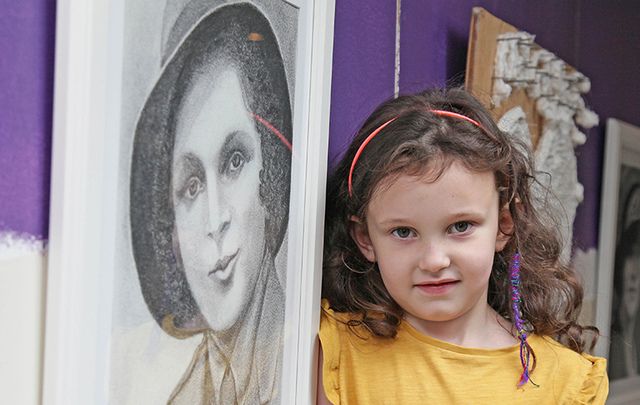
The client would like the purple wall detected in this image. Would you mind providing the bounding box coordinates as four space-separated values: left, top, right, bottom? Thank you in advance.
1 0 638 248
573 2 640 249
0 0 56 239
399 1 580 93
329 0 398 165
329 0 640 251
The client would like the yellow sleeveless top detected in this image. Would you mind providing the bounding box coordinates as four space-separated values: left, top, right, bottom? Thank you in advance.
319 301 608 404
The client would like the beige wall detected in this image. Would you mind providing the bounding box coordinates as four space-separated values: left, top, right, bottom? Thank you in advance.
0 247 47 405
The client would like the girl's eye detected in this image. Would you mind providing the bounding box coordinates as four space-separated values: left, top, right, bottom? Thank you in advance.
449 221 472 234
224 150 246 177
392 227 414 239
184 176 204 200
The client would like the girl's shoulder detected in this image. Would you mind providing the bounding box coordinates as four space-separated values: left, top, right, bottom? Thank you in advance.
318 300 397 405
320 298 364 323
528 335 608 404
319 299 376 340
320 298 348 322
318 299 394 361
319 299 390 339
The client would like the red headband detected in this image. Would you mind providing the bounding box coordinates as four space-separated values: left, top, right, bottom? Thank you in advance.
347 109 484 196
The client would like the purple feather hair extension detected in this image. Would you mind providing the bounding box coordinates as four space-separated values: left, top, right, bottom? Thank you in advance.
510 252 537 387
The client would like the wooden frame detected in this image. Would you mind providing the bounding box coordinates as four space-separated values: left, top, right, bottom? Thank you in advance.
465 7 543 146
43 0 334 403
596 118 640 404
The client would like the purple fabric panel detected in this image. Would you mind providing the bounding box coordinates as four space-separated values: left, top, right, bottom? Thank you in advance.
399 0 579 93
0 0 56 239
328 0 397 166
329 1 639 251
399 1 472 91
577 2 640 127
573 1 640 249
396 0 628 251
573 130 603 251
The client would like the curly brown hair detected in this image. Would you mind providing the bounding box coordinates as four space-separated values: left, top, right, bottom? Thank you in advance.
322 87 597 353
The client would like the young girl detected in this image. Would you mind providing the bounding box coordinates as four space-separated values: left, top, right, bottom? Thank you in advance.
318 88 608 404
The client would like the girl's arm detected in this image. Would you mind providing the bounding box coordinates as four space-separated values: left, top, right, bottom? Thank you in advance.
316 343 332 405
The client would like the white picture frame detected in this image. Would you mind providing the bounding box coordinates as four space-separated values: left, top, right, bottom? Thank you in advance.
595 118 640 404
43 0 335 403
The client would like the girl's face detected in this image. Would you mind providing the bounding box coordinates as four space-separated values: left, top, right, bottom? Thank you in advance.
172 68 267 331
352 161 511 333
622 253 640 319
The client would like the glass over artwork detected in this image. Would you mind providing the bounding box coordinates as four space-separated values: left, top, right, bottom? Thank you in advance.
109 1 298 403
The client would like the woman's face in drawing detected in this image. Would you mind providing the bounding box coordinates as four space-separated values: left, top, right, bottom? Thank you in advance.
172 67 267 331
622 252 640 319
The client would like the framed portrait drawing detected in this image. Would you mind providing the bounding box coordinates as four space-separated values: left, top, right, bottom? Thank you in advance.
596 118 640 404
44 0 335 403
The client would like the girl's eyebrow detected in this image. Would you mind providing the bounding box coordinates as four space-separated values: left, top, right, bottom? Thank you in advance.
377 217 413 226
447 210 486 219
375 210 485 226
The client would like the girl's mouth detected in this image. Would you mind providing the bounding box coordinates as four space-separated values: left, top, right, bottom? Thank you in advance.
209 249 239 282
415 280 459 295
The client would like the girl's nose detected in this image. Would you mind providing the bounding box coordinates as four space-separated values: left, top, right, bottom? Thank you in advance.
418 242 451 273
206 181 231 243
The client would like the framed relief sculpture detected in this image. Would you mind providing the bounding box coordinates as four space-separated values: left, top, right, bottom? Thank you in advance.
465 7 599 324
466 7 598 263
596 119 640 404
44 1 335 403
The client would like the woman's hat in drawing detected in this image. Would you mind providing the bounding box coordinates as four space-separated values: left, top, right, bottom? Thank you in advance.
129 1 292 335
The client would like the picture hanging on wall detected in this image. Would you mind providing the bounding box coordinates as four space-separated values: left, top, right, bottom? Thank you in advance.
465 7 599 325
595 119 640 404
44 1 335 403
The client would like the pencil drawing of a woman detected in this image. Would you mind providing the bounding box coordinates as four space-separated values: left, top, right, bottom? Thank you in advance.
128 3 292 403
